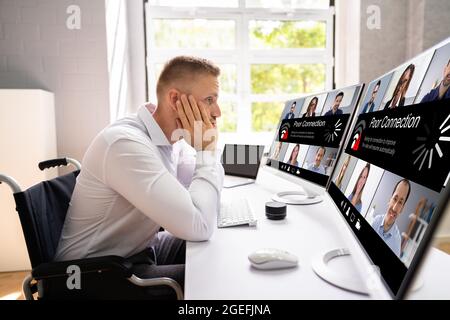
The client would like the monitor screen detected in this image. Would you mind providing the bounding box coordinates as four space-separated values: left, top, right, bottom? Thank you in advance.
221 144 265 179
328 40 450 298
266 84 364 187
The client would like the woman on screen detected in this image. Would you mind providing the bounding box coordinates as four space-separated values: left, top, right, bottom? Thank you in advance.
271 141 283 160
384 64 415 109
288 144 300 167
302 97 318 118
347 163 371 212
335 155 351 189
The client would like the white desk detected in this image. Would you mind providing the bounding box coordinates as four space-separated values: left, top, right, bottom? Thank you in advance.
185 169 450 300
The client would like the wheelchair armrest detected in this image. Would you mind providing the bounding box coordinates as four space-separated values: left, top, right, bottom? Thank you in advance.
32 255 133 279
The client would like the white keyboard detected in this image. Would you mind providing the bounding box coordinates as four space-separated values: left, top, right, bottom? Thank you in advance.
218 198 257 228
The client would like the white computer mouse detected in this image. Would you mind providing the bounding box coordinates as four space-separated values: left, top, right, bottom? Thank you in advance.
248 248 298 270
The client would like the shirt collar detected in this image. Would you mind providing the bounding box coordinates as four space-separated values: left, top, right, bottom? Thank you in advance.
379 215 395 238
137 104 171 146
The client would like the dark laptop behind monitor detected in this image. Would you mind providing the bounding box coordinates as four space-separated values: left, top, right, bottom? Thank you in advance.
221 144 265 188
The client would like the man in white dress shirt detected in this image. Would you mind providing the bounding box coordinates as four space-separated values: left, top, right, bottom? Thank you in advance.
54 56 224 294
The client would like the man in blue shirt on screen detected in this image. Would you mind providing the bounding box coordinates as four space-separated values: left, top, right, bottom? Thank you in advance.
284 101 297 120
420 59 450 103
371 179 411 257
361 80 381 113
307 146 326 174
324 92 344 116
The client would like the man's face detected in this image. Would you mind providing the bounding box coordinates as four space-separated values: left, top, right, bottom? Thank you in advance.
290 104 296 113
314 148 325 167
385 181 409 227
371 84 380 102
443 61 450 87
188 74 221 128
333 95 343 111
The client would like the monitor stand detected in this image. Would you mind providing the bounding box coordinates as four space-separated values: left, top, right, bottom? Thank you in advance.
272 187 323 205
311 248 424 295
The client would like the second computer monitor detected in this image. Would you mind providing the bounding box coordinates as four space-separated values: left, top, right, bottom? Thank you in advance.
328 38 450 299
265 84 364 204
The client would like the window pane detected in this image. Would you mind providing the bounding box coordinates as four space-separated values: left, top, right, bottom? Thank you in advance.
250 20 326 49
152 19 235 49
149 0 238 7
251 64 325 95
219 65 237 94
154 64 236 95
218 101 237 132
252 102 284 132
246 0 329 9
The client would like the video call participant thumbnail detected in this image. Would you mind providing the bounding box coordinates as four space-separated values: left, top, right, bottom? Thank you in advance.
384 64 415 109
347 164 370 212
361 80 381 114
286 144 301 167
324 92 344 116
302 97 319 118
284 101 297 120
420 58 450 103
306 146 326 174
371 179 411 257
335 155 351 189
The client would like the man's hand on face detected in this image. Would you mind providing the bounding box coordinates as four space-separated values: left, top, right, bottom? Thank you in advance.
175 94 217 152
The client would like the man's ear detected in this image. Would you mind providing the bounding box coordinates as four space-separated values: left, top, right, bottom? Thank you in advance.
168 89 180 111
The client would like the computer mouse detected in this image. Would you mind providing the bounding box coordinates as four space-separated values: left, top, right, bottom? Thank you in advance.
248 248 298 270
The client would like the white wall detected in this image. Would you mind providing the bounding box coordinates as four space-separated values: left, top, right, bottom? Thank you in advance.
358 0 450 84
0 0 147 163
0 90 57 271
0 0 110 163
336 0 450 86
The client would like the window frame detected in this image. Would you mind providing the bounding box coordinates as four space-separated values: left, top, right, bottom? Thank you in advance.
144 1 335 145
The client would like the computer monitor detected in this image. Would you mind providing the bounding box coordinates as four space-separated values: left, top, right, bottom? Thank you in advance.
327 38 450 299
264 84 364 204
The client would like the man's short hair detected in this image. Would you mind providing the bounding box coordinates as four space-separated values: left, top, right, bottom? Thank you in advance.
157 56 220 98
292 101 297 106
317 146 326 154
375 80 381 87
336 91 344 99
392 178 411 204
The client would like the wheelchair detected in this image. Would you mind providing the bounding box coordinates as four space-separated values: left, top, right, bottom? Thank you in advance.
0 158 183 300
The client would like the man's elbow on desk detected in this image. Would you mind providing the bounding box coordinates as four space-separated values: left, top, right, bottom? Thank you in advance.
181 208 219 241
183 227 214 242
182 211 216 242
159 204 217 242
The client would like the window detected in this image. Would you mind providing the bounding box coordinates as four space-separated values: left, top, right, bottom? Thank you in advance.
145 0 334 145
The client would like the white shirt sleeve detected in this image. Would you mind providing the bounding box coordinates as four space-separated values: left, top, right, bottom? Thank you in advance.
104 138 223 241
